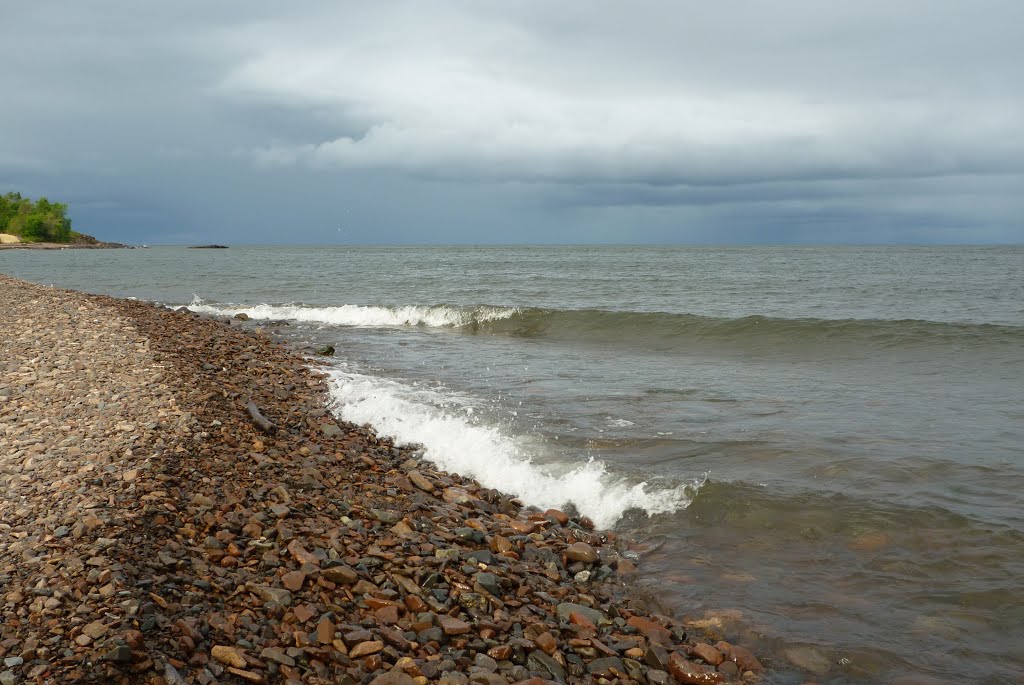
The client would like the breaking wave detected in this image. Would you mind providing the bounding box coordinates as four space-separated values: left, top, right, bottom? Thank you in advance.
323 367 701 529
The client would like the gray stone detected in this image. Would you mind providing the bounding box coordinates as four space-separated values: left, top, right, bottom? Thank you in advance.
474 572 501 596
260 646 296 666
439 671 469 685
102 645 133 663
587 657 625 677
647 668 670 685
473 653 498 672
164 663 188 685
527 650 566 681
623 658 647 681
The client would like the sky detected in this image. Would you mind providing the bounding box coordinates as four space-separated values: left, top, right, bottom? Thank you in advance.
1 1 1022 245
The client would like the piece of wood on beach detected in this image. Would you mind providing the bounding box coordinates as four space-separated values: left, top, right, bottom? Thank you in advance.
245 400 277 434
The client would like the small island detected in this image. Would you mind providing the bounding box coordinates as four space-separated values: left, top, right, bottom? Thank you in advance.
0 191 129 248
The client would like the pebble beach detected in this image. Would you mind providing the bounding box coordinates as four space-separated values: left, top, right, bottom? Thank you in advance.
0 275 765 685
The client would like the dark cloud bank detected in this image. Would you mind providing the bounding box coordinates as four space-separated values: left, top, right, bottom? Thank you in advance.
1 1 1021 244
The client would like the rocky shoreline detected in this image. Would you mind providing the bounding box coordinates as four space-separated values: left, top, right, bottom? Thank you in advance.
0 275 765 685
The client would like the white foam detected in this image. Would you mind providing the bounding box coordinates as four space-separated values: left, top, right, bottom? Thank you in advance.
324 368 700 529
186 299 517 329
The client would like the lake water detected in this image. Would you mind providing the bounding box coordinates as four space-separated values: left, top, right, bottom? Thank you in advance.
3 245 1022 683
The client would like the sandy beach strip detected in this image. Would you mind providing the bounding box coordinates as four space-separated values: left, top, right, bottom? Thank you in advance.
0 274 764 685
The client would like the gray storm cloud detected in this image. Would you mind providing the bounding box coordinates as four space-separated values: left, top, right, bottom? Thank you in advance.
1 0 1021 243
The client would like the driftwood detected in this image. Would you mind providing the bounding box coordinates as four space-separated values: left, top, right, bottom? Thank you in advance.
246 401 277 434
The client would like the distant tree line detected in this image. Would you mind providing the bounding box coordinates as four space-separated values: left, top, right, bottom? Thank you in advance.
0 192 75 243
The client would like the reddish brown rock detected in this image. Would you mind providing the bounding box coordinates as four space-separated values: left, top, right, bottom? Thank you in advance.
565 542 599 563
316 617 335 645
627 616 673 646
691 642 724 666
534 631 557 655
348 641 384 658
281 570 306 591
668 652 725 684
439 615 471 635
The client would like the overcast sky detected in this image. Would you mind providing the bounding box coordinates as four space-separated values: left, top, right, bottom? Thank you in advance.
2 1 1022 244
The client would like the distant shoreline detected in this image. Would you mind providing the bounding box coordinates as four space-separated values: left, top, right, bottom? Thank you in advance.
0 241 134 250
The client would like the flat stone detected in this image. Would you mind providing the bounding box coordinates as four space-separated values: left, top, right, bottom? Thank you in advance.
627 615 672 646
260 646 296 666
526 650 566 681
369 672 415 685
250 584 293 606
323 564 359 584
439 615 471 635
349 641 384 658
81 620 109 639
211 645 248 669
226 667 265 682
474 572 501 597
668 652 723 684
587 657 625 678
408 469 435 493
317 617 335 644
281 570 305 591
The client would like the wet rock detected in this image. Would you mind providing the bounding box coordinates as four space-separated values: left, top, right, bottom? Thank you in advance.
691 642 724 666
556 602 605 626
565 542 598 563
668 652 724 684
627 616 672 646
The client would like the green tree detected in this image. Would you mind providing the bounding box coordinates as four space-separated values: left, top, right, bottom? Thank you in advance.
0 192 75 242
